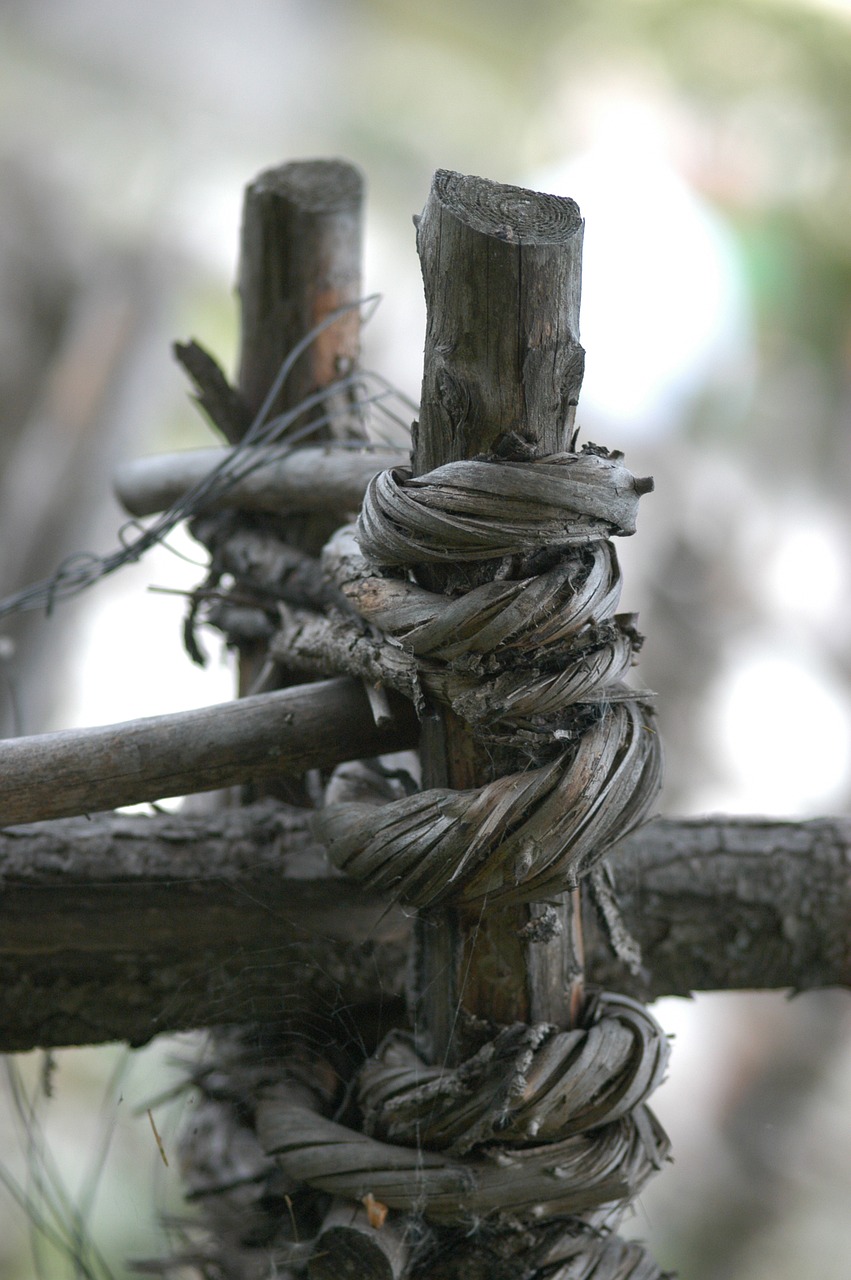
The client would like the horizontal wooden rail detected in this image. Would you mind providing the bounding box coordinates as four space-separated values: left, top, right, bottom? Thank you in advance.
0 809 847 1051
0 677 419 825
113 444 403 518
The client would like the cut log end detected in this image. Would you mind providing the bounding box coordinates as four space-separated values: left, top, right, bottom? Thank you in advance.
430 169 583 244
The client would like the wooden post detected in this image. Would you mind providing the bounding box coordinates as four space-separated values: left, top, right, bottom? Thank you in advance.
413 171 585 473
233 158 365 653
237 160 363 428
0 678 417 825
411 171 587 1059
230 159 367 805
213 160 407 1273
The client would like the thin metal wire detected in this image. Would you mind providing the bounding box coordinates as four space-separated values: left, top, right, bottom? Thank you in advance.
0 298 413 623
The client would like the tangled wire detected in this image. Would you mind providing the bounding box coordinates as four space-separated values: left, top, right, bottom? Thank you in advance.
0 300 409 624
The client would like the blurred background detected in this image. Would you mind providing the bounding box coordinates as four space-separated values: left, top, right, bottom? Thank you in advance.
1 0 851 1275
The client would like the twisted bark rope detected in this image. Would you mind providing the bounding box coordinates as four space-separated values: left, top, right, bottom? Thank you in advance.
315 451 662 909
254 446 671 1274
357 993 670 1154
316 701 656 909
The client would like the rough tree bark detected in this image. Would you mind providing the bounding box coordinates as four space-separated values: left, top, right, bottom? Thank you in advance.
0 810 847 1052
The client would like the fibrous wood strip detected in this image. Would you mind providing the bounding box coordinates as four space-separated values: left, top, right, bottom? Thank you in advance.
358 993 670 1154
359 454 651 566
257 1097 668 1222
324 526 623 659
315 701 661 908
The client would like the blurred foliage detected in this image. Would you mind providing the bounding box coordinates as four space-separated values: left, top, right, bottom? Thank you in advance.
347 0 851 475
4 0 851 470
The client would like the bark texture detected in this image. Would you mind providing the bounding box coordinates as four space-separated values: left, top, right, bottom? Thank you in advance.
591 814 851 998
1 810 846 1052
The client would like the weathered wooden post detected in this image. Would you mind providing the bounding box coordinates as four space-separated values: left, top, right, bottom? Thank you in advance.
410 171 592 1057
236 160 363 429
173 159 417 1275
192 158 368 741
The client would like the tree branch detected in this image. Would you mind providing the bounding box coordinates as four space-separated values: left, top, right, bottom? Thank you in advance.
0 809 846 1052
113 445 403 519
172 340 253 444
411 170 588 1058
0 677 418 825
589 814 851 998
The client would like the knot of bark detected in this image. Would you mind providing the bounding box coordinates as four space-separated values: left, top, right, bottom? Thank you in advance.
357 451 651 565
254 992 672 1271
257 446 673 1275
313 448 661 908
358 992 669 1155
315 700 658 908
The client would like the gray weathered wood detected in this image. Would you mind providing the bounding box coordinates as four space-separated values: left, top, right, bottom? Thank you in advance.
257 1098 667 1221
0 810 846 1051
413 169 584 473
0 809 408 1050
0 677 418 826
230 158 368 809
114 445 402 518
411 171 587 1057
237 160 364 427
